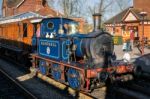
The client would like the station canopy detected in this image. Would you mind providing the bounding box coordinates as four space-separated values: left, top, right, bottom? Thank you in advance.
0 12 46 24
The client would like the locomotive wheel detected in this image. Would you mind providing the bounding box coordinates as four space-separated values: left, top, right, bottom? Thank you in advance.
51 64 61 81
67 68 82 89
98 72 109 82
134 66 143 77
39 60 47 75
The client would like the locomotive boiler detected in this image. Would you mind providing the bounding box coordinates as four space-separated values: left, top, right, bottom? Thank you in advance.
31 14 133 91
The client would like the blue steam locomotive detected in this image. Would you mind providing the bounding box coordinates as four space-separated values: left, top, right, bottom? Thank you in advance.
31 14 133 91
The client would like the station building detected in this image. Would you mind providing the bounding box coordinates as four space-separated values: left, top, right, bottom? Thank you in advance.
105 0 150 42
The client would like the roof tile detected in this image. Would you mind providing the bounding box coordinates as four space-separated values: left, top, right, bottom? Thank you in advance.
6 0 24 8
105 7 150 24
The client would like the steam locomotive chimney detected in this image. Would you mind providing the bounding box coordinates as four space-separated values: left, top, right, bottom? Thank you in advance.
93 13 102 32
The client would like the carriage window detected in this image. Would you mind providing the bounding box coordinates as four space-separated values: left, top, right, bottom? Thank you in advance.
47 22 54 29
23 23 28 37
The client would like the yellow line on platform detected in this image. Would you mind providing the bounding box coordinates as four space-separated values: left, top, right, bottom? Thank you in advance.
37 73 93 99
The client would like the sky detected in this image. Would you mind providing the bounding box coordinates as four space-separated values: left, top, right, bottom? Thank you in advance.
0 0 133 23
0 0 2 15
48 0 133 23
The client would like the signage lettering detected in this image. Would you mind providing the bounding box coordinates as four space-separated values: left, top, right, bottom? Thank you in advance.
41 41 57 47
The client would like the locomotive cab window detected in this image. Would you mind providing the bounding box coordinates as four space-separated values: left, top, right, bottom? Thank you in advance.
47 22 54 29
23 23 28 37
68 23 78 35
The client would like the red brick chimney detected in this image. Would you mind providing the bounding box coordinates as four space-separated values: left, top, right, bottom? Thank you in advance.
133 0 150 13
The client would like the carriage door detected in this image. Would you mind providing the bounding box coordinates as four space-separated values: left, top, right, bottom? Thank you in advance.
23 23 29 50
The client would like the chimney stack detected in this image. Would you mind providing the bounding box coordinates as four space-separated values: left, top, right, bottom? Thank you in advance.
93 13 102 32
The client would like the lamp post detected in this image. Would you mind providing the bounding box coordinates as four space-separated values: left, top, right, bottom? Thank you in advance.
112 23 115 35
121 22 126 35
139 11 147 55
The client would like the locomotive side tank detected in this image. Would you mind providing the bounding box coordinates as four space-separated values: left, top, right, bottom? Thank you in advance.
38 18 79 61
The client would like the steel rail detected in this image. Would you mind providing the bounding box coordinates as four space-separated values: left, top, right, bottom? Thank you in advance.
0 68 37 99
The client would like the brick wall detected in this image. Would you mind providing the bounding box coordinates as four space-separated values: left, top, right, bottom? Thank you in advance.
134 0 150 13
139 25 150 39
2 0 45 17
15 0 43 14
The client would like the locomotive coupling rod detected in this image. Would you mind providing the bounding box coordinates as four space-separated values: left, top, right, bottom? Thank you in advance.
37 73 93 99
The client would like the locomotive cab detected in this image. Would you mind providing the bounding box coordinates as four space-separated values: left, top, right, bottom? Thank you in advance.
39 18 79 38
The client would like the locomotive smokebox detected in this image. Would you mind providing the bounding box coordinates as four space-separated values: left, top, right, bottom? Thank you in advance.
93 13 102 32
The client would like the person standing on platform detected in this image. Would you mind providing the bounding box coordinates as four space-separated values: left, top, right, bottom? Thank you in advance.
36 26 40 52
122 31 131 62
36 27 40 38
122 31 130 51
130 30 134 51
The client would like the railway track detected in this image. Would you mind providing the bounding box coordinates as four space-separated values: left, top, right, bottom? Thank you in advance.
125 80 150 96
0 69 37 99
112 77 150 99
0 56 93 99
0 55 94 98
1 55 150 99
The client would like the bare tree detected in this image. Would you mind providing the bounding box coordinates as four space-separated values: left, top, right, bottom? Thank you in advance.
47 0 55 7
87 0 114 15
54 0 84 18
48 0 131 24
85 0 115 25
63 0 74 17
115 0 132 11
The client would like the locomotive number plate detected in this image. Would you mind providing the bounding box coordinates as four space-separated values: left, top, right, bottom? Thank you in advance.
39 39 60 59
